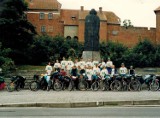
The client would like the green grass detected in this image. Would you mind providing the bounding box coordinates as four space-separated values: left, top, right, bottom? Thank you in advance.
16 65 45 70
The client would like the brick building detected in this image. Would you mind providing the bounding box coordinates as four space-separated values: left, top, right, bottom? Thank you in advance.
25 0 160 47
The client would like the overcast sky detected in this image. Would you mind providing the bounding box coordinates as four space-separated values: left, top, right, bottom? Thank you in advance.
58 0 160 28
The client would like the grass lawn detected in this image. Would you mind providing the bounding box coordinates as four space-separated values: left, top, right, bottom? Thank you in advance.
16 65 45 70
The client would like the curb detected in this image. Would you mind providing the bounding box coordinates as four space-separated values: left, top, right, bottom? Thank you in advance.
0 100 160 108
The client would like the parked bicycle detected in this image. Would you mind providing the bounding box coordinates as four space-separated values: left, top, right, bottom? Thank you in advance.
29 74 48 91
78 73 89 91
150 75 160 91
7 76 26 92
128 74 143 91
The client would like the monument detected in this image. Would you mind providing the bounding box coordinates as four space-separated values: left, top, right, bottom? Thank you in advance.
82 9 101 61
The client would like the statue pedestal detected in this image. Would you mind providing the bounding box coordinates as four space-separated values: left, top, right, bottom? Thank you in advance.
82 51 101 61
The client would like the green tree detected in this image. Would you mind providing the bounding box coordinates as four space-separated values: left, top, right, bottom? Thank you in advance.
0 0 36 64
122 19 133 29
0 42 15 72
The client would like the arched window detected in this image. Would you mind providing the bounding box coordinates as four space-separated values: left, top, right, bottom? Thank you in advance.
66 36 71 40
73 36 78 41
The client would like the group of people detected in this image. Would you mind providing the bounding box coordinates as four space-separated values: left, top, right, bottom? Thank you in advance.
44 57 135 89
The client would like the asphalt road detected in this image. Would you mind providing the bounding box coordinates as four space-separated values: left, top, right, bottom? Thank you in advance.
0 107 160 118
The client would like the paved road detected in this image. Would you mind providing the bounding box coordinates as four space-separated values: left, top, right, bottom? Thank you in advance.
1 90 160 107
0 107 160 118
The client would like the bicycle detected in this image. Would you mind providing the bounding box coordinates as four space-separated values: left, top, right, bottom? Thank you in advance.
128 74 142 91
78 74 89 91
101 74 111 91
29 74 48 91
7 76 26 92
150 75 160 91
91 75 101 91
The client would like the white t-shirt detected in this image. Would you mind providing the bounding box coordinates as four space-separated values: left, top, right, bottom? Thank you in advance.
85 61 93 68
66 61 74 70
61 60 67 70
86 69 93 81
100 69 109 80
78 61 86 69
119 67 128 74
45 65 53 75
92 61 99 67
92 67 100 75
54 63 61 68
106 61 113 67
100 62 106 68
111 68 116 77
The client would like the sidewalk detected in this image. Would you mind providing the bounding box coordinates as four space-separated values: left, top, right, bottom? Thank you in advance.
1 90 160 107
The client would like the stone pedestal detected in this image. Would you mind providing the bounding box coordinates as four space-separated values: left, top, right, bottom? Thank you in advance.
82 51 101 61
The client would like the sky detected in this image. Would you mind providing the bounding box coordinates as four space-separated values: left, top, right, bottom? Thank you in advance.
58 0 160 28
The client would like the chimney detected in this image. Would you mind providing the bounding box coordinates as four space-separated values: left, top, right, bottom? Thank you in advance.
81 6 84 11
99 7 102 13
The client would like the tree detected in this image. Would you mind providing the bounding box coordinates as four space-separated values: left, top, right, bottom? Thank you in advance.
0 42 15 73
0 0 36 64
122 19 133 29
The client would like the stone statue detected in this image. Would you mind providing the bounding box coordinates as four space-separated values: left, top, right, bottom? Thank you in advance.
84 9 100 51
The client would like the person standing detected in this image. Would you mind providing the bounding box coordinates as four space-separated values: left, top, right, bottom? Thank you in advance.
106 58 113 74
61 57 68 71
53 60 61 72
45 62 53 75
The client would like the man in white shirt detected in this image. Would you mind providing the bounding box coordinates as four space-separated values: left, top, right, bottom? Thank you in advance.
119 63 128 76
100 66 109 80
106 58 113 74
60 57 68 71
66 58 74 75
77 58 86 70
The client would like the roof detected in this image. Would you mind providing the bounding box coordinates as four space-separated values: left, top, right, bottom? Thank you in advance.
25 0 61 10
154 6 160 13
79 10 120 24
103 11 120 24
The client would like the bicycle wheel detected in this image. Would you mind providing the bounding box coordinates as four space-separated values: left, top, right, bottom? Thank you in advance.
91 81 99 91
150 80 159 91
110 80 121 91
54 81 62 91
6 83 15 92
129 80 141 91
122 80 128 91
68 81 74 91
78 81 88 91
29 81 39 91
102 81 110 91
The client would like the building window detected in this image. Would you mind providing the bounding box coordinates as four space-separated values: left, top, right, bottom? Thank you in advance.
74 36 78 41
48 26 53 32
66 36 71 40
39 13 45 19
48 13 53 19
41 26 46 32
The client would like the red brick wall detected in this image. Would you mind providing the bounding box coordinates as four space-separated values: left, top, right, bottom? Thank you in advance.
156 11 160 44
107 24 156 47
78 20 85 42
26 12 64 37
99 21 107 42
